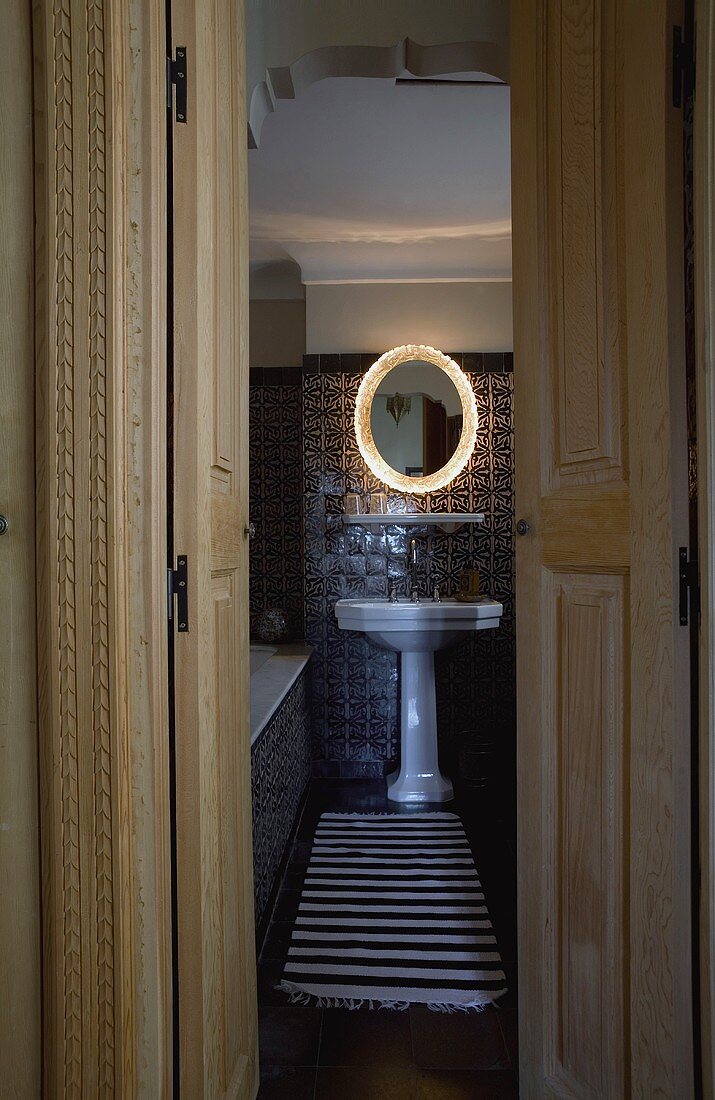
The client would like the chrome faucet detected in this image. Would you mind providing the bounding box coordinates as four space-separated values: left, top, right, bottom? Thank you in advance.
409 538 420 602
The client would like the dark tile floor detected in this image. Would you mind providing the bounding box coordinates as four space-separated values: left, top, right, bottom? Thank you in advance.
257 778 518 1099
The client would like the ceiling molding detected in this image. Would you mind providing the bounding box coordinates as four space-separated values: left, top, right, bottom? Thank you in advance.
248 36 508 147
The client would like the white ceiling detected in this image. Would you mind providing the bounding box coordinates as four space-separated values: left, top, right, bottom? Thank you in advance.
248 76 511 290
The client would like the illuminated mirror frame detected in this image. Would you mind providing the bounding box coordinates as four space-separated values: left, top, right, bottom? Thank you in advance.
354 344 478 494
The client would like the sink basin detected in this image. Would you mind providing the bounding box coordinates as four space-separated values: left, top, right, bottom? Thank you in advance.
335 596 503 802
335 596 503 653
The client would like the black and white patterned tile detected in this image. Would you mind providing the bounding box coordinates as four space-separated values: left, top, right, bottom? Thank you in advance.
251 669 312 931
249 383 304 639
301 365 515 783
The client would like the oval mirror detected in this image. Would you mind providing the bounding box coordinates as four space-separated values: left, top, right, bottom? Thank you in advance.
354 344 478 493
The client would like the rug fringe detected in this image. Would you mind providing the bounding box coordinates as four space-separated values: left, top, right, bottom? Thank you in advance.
425 999 494 1014
278 981 411 1011
278 980 503 1013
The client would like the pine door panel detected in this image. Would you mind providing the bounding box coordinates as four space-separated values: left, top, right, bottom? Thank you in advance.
172 0 257 1095
513 0 690 1095
545 0 626 486
543 575 626 1098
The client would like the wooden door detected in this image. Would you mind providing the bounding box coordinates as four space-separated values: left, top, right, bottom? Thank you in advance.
1 2 41 1092
512 1 693 1096
171 0 259 1095
423 396 447 475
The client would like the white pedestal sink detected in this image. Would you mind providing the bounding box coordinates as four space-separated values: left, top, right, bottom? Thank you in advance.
335 597 503 802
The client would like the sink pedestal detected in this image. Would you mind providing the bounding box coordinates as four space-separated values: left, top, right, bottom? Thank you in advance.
387 650 453 803
334 597 503 806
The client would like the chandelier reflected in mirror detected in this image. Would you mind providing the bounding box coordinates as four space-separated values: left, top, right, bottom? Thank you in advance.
386 392 411 427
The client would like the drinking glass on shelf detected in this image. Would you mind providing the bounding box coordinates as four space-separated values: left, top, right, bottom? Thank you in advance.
369 491 388 514
344 492 363 515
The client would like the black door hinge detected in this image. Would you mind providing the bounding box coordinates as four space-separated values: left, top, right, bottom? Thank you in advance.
679 546 699 626
168 47 188 124
673 25 695 108
168 555 189 632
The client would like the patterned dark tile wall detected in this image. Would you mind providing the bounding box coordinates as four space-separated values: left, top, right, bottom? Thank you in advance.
251 668 312 935
249 378 304 639
302 353 515 782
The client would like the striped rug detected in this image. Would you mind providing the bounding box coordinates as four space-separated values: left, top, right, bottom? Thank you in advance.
279 811 507 1011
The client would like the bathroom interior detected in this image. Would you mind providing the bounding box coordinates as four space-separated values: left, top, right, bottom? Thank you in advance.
3 0 703 1094
247 57 516 1100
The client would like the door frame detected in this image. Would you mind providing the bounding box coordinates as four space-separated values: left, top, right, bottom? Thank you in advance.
27 0 709 1095
695 0 715 1091
32 0 173 1093
0 3 40 1093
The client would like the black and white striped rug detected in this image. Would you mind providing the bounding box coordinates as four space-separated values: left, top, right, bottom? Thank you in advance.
279 811 507 1012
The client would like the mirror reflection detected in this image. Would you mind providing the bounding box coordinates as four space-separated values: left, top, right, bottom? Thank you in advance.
370 360 464 478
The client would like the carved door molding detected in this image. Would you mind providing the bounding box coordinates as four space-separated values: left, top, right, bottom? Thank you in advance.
33 1 172 1094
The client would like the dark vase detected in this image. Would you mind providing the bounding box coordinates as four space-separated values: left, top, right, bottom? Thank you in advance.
256 608 289 643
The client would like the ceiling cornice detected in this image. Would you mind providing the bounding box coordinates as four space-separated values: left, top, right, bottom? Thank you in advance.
249 36 508 147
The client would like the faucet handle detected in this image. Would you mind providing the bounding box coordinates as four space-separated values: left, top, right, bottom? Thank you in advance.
432 583 441 603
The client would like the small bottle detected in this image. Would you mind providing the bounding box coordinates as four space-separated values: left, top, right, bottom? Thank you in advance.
456 569 481 602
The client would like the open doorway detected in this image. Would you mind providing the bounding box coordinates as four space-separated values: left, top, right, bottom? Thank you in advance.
17 0 703 1094
245 59 518 1097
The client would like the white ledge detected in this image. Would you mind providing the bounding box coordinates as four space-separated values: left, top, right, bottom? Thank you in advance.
342 512 485 534
250 644 313 746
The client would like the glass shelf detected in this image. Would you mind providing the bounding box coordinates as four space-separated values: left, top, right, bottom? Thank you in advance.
341 513 485 534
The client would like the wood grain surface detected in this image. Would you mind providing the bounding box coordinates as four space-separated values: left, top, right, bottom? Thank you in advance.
171 0 259 1094
513 0 692 1095
33 1 173 1094
0 3 40 1093
695 0 715 1092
